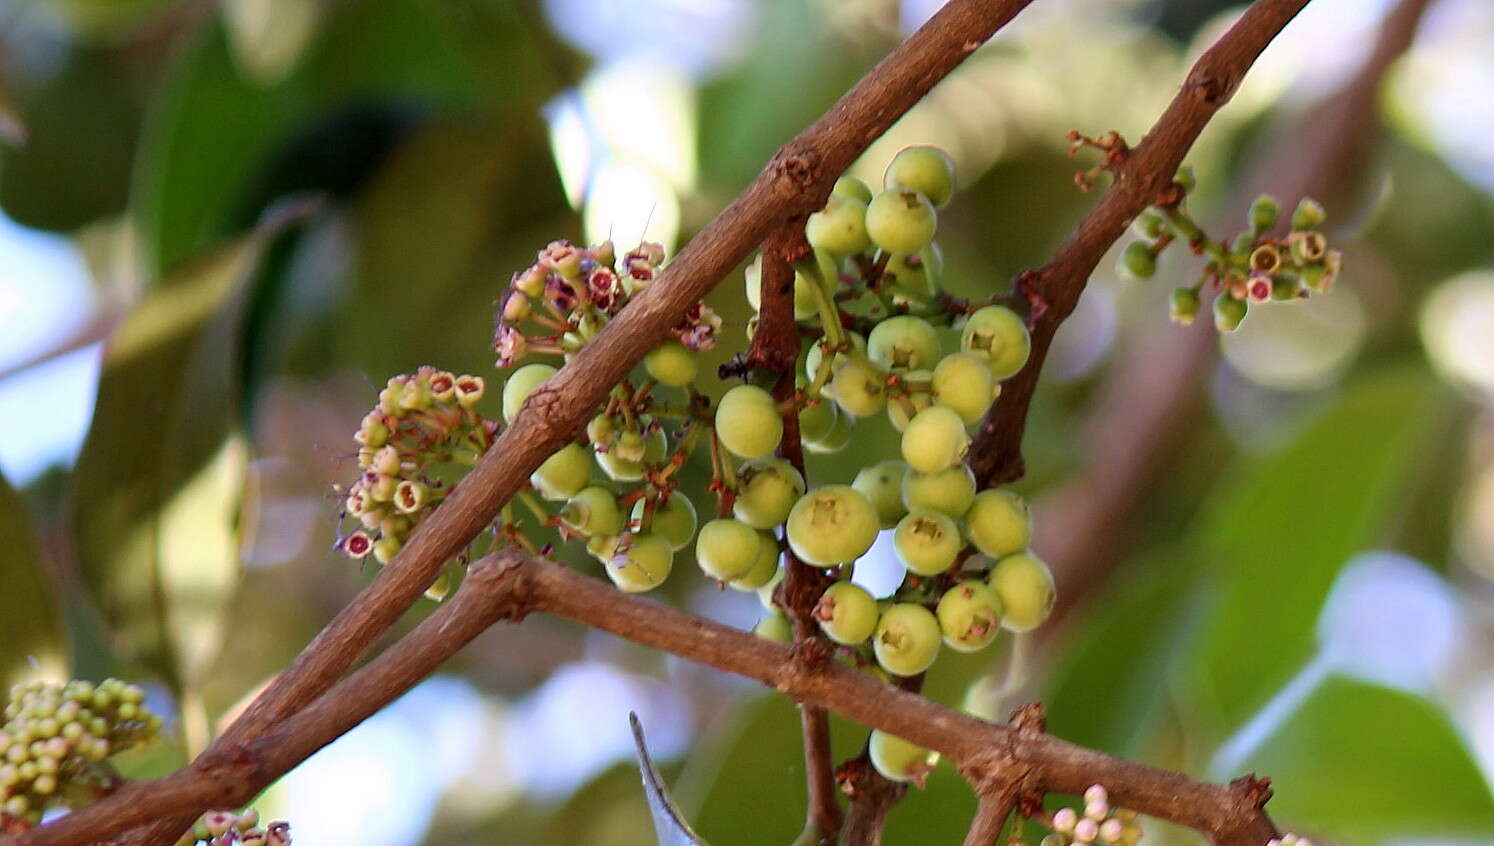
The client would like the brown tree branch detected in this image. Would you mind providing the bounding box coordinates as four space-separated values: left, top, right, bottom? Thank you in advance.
12 551 1277 846
93 2 1037 843
968 0 1315 486
961 787 1019 846
1035 0 1436 627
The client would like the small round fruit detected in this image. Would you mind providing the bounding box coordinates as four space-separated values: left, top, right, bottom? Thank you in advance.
786 485 880 566
644 340 698 387
900 405 969 473
884 146 956 207
965 489 1031 558
884 250 938 298
531 443 593 501
886 386 933 432
873 603 942 676
730 532 781 591
936 581 1003 652
865 189 937 255
805 332 866 382
1213 294 1248 332
696 518 763 581
799 399 838 443
852 460 909 529
806 194 871 256
960 305 1030 380
868 315 940 371
715 385 783 459
901 464 976 517
561 486 625 537
754 612 793 643
893 510 961 575
1117 242 1156 281
832 175 874 204
734 458 807 529
501 363 557 423
631 494 698 551
988 552 1055 632
805 406 854 453
931 352 997 424
829 358 888 417
868 729 940 783
814 581 879 645
605 534 673 593
595 426 667 481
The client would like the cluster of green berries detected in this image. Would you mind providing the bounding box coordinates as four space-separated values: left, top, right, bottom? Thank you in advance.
174 809 291 846
1039 785 1143 846
336 367 493 598
0 679 162 828
1116 171 1340 332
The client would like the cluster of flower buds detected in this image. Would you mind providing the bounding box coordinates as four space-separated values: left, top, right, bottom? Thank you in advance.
1039 785 1142 846
495 239 721 368
1 679 162 828
174 809 291 846
1117 169 1341 332
338 367 494 576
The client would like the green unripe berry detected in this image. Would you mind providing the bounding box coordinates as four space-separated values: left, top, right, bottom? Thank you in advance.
936 581 1003 652
754 612 793 643
1173 164 1196 193
501 363 557 424
631 494 698 551
1170 287 1201 326
884 146 956 207
745 253 832 320
605 533 673 593
901 464 976 517
893 510 962 575
806 194 872 256
532 443 594 501
730 532 781 591
1291 196 1326 231
832 175 874 204
1299 262 1330 293
644 340 699 387
900 405 969 473
828 358 888 418
1132 209 1166 241
987 552 1055 631
873 603 942 676
960 305 1030 380
561 486 625 537
1249 194 1279 230
1213 294 1248 332
814 581 879 645
868 729 940 784
931 352 997 424
865 189 938 255
852 460 909 529
868 315 940 371
715 385 783 459
799 399 838 443
786 485 880 566
804 406 854 453
1118 242 1157 281
586 533 620 561
595 426 667 481
965 489 1031 559
886 385 933 433
696 518 763 581
804 332 866 383
734 458 807 529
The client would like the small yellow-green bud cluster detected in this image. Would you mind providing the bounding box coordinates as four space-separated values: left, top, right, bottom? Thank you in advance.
174 808 291 846
0 679 162 828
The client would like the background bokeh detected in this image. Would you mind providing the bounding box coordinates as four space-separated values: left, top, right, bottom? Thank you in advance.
1 0 1492 843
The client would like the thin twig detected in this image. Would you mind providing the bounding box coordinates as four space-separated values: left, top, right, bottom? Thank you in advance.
968 0 1316 486
962 787 1019 846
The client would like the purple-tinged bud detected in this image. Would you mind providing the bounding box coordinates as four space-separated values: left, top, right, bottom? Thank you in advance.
1074 818 1099 843
1052 807 1078 833
342 532 373 558
494 325 527 367
540 240 584 278
502 292 532 322
1245 275 1273 304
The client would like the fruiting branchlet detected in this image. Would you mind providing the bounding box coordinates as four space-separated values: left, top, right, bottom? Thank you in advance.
174 808 292 846
0 679 163 829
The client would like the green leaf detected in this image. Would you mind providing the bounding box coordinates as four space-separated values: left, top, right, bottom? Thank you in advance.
632 713 710 846
0 471 68 689
1243 675 1494 842
134 0 482 274
69 201 314 693
1186 365 1449 734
